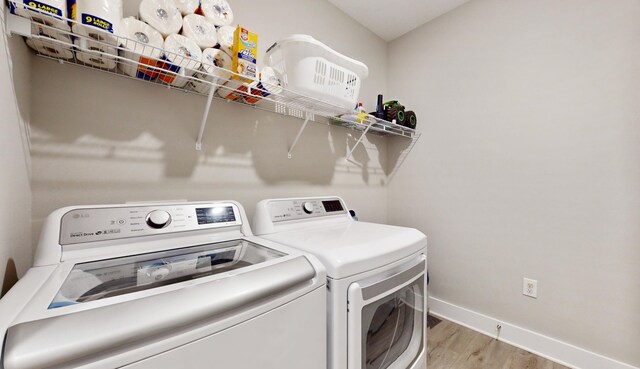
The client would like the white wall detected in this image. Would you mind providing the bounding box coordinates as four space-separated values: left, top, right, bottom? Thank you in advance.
387 0 640 366
0 12 33 296
29 0 391 242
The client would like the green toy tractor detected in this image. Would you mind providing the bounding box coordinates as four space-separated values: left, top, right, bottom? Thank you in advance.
383 100 417 129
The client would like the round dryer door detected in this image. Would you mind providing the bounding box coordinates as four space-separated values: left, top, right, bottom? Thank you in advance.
347 256 426 369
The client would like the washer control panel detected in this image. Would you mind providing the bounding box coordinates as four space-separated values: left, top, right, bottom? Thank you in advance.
60 203 242 245
267 198 348 222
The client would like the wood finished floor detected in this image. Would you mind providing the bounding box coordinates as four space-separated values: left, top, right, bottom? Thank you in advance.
427 316 570 369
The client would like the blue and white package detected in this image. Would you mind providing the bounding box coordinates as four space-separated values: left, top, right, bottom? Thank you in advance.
73 38 118 70
26 23 73 59
11 0 70 31
70 0 123 46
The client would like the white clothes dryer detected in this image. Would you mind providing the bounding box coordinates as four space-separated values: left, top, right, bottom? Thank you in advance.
0 201 327 369
252 197 428 369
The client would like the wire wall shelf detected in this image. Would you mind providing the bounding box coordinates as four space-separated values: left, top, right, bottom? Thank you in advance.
5 2 421 159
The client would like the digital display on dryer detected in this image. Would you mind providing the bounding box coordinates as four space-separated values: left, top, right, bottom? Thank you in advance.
322 200 344 212
196 206 236 225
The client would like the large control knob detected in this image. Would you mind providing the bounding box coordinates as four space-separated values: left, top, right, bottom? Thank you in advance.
146 210 172 229
302 202 314 214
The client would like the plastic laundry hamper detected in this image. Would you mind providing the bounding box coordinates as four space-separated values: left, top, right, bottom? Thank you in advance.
265 34 369 110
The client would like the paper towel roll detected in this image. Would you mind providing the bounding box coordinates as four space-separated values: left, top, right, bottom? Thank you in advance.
26 24 73 60
188 48 231 94
159 34 203 88
71 0 123 46
139 0 183 39
117 17 164 80
174 0 200 16
200 0 233 27
216 79 253 101
11 0 70 31
216 25 234 57
181 14 217 49
73 38 117 70
244 67 283 104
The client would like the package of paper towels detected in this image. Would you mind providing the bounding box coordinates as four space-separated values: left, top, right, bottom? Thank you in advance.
200 0 233 27
27 23 73 60
117 17 164 80
10 0 70 31
188 48 232 94
159 34 203 88
73 39 117 70
139 0 183 38
181 14 217 49
174 0 200 16
70 0 123 46
216 25 234 57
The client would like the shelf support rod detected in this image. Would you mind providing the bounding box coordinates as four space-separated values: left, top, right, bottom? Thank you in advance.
195 86 216 151
345 122 374 161
287 112 312 159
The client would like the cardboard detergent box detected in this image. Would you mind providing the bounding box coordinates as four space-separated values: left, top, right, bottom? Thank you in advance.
232 26 258 83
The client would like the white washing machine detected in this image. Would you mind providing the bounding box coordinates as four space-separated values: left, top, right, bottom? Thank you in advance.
0 201 327 369
252 197 428 369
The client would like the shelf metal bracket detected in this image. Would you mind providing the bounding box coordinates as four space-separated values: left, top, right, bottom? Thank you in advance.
195 86 216 151
345 122 374 161
287 112 312 159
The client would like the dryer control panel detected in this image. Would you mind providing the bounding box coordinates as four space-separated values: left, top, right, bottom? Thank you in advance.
266 197 348 222
60 203 242 245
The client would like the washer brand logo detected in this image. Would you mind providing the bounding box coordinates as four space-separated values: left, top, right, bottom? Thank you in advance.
70 232 95 238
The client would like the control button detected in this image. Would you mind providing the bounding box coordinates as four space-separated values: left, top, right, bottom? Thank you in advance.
303 202 314 214
146 210 172 229
117 219 126 225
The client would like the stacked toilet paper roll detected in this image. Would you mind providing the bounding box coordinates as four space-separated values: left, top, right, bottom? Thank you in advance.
11 0 70 31
174 0 200 16
159 34 203 88
139 0 183 38
27 23 73 60
117 17 164 80
181 14 218 49
73 39 118 70
71 0 123 46
200 0 233 27
216 25 234 57
188 48 232 94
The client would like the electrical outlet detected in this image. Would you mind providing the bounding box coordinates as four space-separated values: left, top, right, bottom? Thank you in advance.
523 278 537 298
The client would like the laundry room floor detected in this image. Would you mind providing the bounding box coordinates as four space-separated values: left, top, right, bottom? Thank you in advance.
427 316 569 369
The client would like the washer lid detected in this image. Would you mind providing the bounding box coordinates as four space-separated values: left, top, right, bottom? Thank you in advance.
48 239 284 309
3 254 316 369
260 221 426 279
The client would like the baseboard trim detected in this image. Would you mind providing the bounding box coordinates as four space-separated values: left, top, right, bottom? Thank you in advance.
428 297 638 369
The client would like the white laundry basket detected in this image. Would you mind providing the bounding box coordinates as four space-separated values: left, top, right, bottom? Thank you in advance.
265 34 369 110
